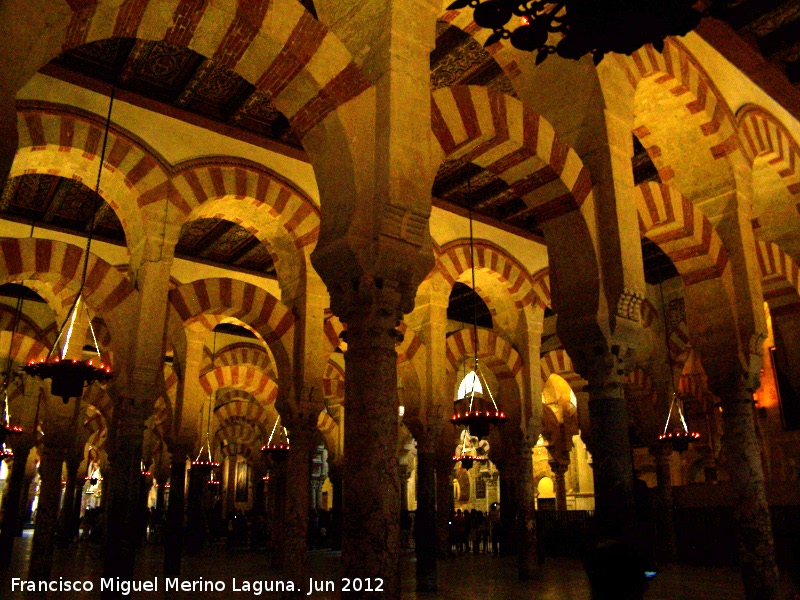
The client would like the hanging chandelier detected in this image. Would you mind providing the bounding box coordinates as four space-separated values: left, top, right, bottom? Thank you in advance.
193 387 220 473
260 416 290 463
446 0 717 65
453 428 489 470
656 280 700 453
22 90 116 402
450 177 506 440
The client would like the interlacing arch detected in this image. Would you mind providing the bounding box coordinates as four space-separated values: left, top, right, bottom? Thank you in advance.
166 278 294 392
218 441 255 460
55 0 370 139
432 85 593 226
83 384 114 422
634 182 729 286
83 406 107 450
755 240 800 319
0 238 138 358
624 366 655 402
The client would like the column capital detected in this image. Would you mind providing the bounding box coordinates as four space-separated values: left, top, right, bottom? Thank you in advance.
337 276 407 351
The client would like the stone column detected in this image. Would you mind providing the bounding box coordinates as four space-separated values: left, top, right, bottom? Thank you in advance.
268 462 288 569
0 441 32 567
415 449 437 591
434 456 454 558
399 464 410 512
163 453 187 576
583 351 637 539
101 395 148 592
649 443 676 562
252 463 266 515
57 455 82 547
719 381 779 599
28 444 66 581
516 448 539 579
499 470 518 557
224 456 236 516
275 416 316 587
328 462 343 551
338 281 408 598
185 463 210 553
550 461 569 512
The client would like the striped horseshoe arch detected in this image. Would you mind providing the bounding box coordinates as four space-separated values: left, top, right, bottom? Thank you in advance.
617 39 741 165
755 240 800 319
199 364 279 406
432 85 592 226
540 349 587 391
437 240 541 310
0 238 138 356
445 328 523 390
57 0 370 139
634 182 729 286
738 105 800 197
167 278 294 386
211 342 277 381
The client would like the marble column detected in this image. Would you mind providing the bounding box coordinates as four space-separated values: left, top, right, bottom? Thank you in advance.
649 444 676 562
163 455 187 576
0 442 31 567
268 462 288 569
499 472 518 557
415 451 437 591
720 383 779 599
550 461 569 512
340 282 406 598
275 417 316 588
224 456 236 516
56 455 82 547
28 445 66 581
399 465 410 512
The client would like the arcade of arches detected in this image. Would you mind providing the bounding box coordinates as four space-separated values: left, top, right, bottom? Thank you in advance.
0 1 799 599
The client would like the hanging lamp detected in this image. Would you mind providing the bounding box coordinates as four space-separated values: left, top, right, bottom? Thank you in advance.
260 416 290 463
450 177 506 440
22 90 116 402
194 332 220 473
453 428 488 470
656 280 700 453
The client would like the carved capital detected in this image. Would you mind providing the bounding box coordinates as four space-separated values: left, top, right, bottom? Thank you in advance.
337 276 406 352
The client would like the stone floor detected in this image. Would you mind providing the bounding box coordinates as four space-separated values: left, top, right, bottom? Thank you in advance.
2 532 793 599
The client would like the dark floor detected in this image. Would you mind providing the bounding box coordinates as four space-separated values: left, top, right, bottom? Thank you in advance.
2 531 792 599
